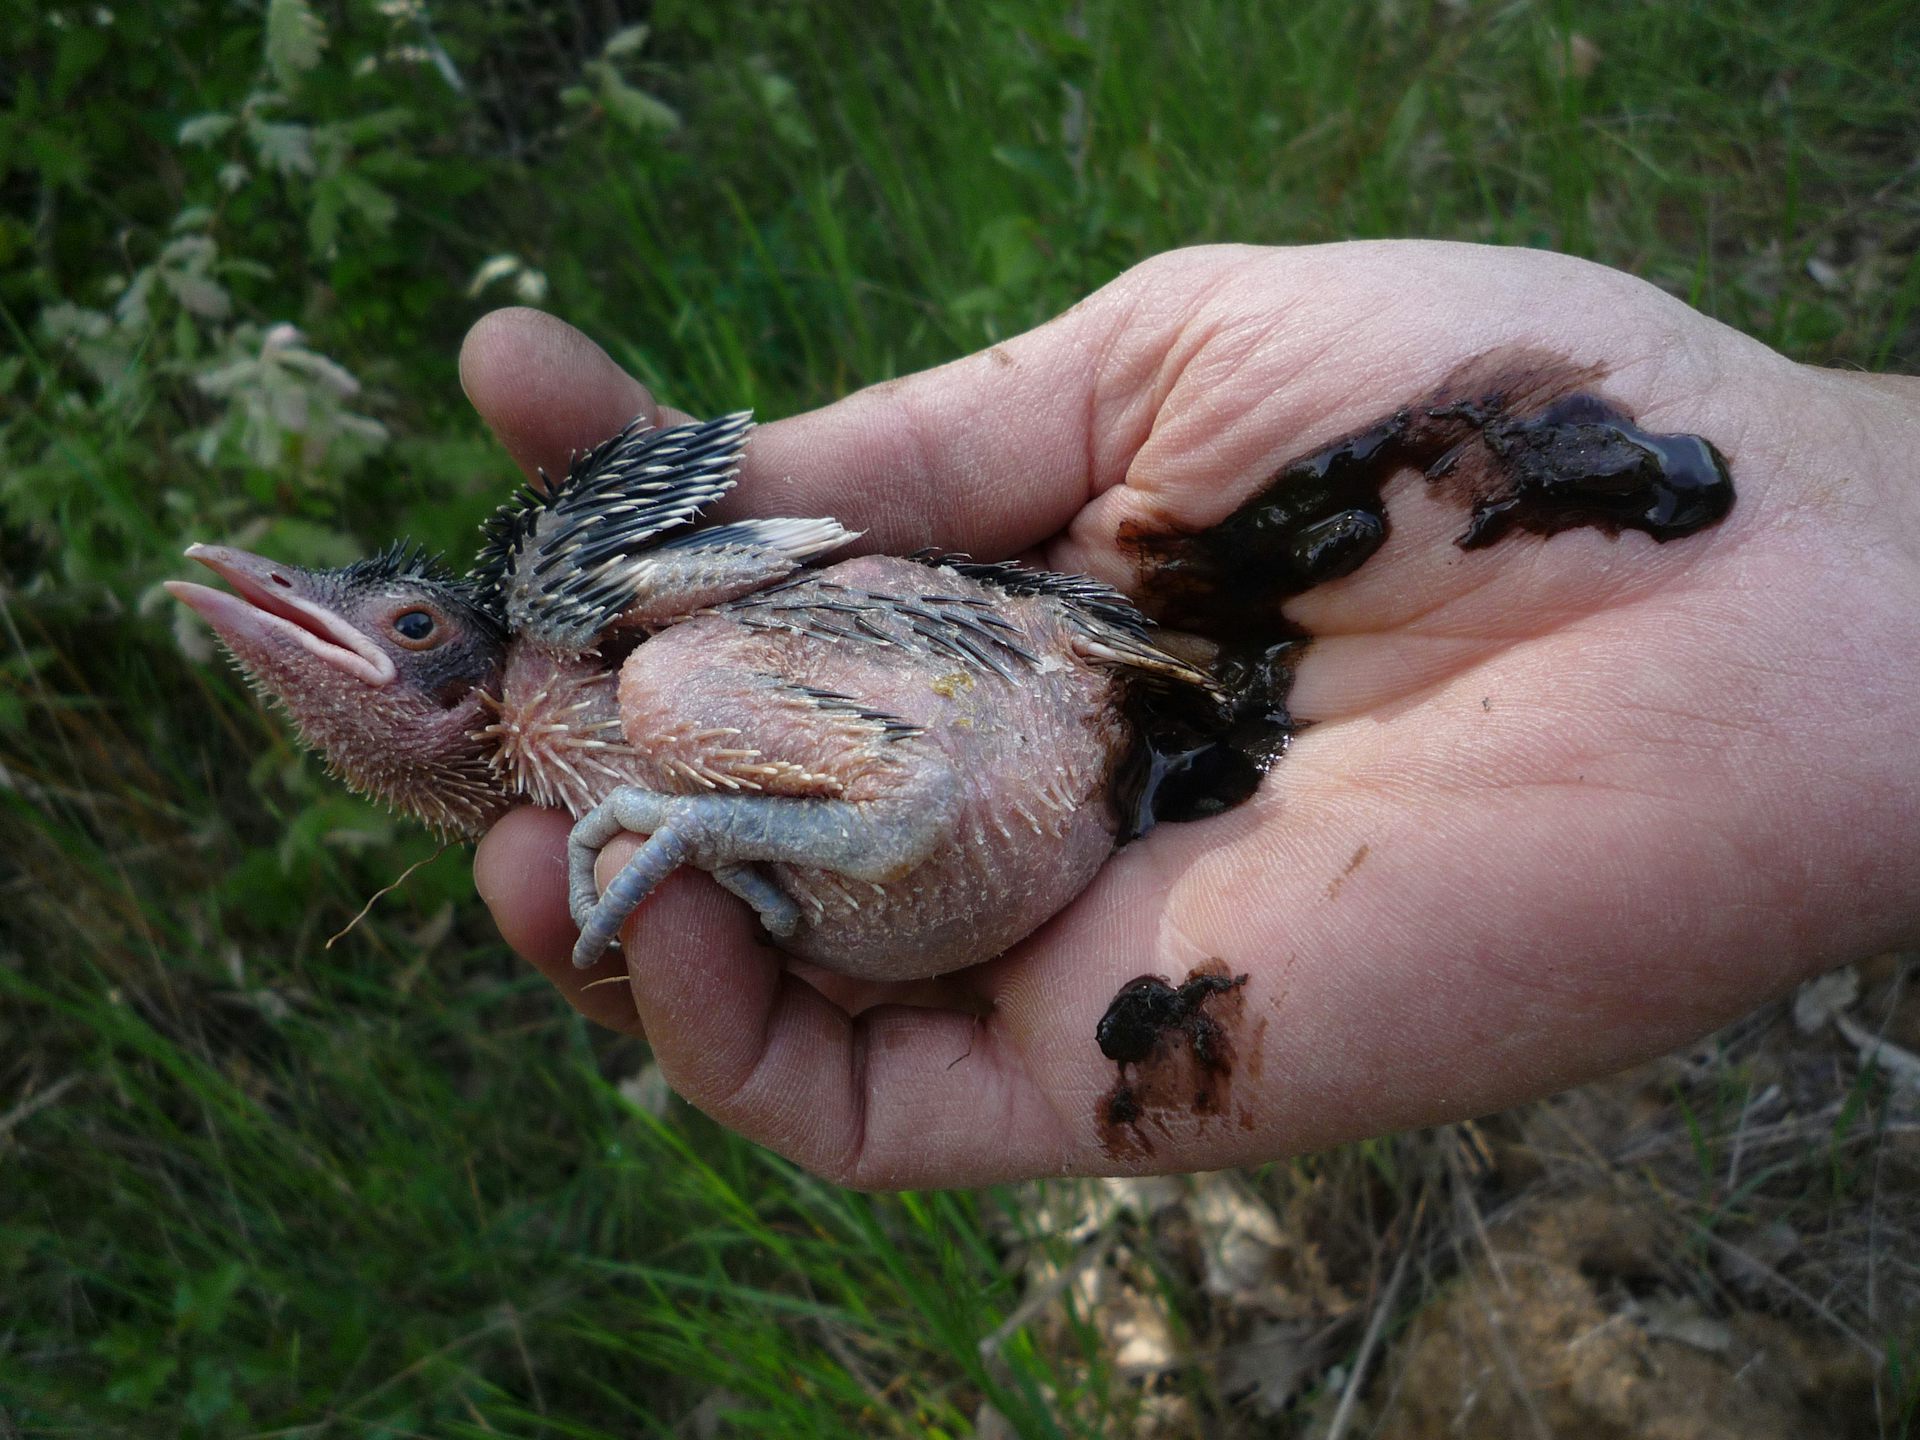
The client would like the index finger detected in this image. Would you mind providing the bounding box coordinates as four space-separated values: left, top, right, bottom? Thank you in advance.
459 249 1258 558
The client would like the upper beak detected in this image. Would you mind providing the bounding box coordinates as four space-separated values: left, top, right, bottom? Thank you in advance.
167 543 398 687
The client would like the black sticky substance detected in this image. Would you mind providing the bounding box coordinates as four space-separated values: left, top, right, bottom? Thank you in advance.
1112 358 1735 840
1441 394 1735 547
1095 963 1250 1159
1096 972 1247 1063
1104 1085 1142 1128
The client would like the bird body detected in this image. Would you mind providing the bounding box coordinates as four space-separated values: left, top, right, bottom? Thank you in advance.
171 413 1216 980
597 552 1129 979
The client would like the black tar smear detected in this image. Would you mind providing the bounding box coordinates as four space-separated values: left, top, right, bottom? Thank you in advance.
1110 347 1736 841
1095 962 1250 1160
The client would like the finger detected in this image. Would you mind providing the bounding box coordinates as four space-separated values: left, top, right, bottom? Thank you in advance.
473 807 642 1034
728 250 1270 555
459 307 694 483
613 872 1078 1189
723 332 1101 557
475 787 1116 1182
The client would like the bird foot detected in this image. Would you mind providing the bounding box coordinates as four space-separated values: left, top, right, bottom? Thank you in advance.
566 788 812 968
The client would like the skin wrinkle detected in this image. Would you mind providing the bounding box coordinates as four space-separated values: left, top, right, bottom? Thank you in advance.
859 1014 1019 1188
1351 854 1687 1007
933 1017 1039 1181
1328 625 1597 718
1291 514 1755 670
1120 362 1299 522
1292 738 1653 810
925 301 1105 549
1293 546 1508 637
1138 324 1298 503
992 1010 1084 1162
884 383 945 524
837 999 873 1185
1077 273 1182 507
1288 640 1518 725
1079 347 1106 521
716 971 841 1149
1773 374 1920 546
1131 271 1282 459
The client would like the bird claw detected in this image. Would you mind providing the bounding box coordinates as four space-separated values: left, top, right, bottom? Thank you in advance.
565 789 807 968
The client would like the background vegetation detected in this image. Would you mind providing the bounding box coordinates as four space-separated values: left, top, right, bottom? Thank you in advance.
3 0 1916 1434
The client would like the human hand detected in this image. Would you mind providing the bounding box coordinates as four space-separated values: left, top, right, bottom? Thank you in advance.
462 241 1920 1187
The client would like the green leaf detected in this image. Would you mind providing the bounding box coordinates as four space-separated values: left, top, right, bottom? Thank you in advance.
589 62 681 134
264 0 327 91
184 1356 237 1426
248 118 315 176
173 1261 248 1336
177 113 236 147
308 179 343 255
161 270 232 321
329 107 414 147
97 1340 176 1409
335 171 398 232
603 23 651 58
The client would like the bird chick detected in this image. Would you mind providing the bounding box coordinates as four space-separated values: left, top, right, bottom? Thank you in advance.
172 413 1216 982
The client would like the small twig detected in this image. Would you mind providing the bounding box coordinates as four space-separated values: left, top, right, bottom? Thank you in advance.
0 1073 82 1140
1694 1226 1882 1360
1473 1289 1557 1440
1834 1012 1920 1094
1613 1106 1920 1165
1325 1193 1424 1440
978 1232 1114 1362
1724 1078 1771 1195
500 1302 546 1417
1447 1136 1509 1297
326 846 450 948
812 1318 896 1418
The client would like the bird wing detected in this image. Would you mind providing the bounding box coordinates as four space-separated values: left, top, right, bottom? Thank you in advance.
913 552 1223 696
474 412 852 649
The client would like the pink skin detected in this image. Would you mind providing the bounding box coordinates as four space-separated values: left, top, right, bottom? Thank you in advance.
168 546 509 837
465 241 1920 1189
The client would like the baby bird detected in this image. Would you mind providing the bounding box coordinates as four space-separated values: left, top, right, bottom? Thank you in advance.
170 413 1215 982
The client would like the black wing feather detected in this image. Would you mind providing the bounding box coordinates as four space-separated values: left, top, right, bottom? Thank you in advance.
910 549 1218 692
472 412 753 645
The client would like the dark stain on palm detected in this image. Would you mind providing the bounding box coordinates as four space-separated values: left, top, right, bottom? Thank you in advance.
1111 347 1736 839
1429 391 1734 546
1096 960 1249 1159
1327 843 1371 900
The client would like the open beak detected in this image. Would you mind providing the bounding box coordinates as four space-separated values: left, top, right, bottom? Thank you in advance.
166 543 398 687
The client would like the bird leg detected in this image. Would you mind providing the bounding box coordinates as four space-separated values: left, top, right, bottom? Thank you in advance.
711 864 802 940
566 786 949 969
569 822 689 967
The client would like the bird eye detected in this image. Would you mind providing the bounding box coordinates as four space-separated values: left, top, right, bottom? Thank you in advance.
393 610 437 643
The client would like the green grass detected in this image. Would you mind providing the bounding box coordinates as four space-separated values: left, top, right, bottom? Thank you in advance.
3 0 1918 1434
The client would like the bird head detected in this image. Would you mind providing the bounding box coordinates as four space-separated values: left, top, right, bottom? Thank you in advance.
167 541 511 837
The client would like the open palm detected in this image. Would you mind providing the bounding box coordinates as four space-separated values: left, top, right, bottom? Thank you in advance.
465 242 1920 1186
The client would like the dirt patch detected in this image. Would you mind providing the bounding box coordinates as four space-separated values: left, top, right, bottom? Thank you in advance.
1365 1192 1879 1439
